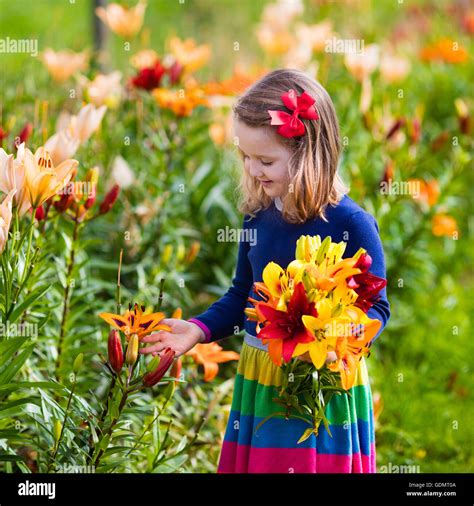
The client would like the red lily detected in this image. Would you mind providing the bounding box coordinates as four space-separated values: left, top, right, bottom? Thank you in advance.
346 253 387 313
131 61 166 90
257 282 317 364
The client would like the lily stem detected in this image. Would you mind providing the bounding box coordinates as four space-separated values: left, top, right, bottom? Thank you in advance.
92 389 129 468
55 217 81 380
46 379 76 473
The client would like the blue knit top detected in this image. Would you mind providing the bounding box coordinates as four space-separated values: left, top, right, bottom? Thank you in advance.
191 194 390 345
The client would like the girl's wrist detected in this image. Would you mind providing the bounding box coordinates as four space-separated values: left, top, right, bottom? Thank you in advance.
187 319 210 343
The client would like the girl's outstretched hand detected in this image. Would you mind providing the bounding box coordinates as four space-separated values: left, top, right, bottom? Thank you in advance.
140 318 206 358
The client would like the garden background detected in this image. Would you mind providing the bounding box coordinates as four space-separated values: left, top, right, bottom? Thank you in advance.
0 0 472 474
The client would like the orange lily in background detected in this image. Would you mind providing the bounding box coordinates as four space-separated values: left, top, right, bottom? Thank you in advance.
23 146 78 209
96 0 147 39
185 342 239 382
40 48 88 82
168 37 211 75
99 303 171 340
153 80 208 117
409 179 440 208
420 38 468 64
432 214 458 237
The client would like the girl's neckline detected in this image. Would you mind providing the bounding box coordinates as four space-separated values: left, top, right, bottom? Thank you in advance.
274 196 283 211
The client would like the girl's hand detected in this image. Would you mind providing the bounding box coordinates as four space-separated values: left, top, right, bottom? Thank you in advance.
140 319 206 358
296 351 338 364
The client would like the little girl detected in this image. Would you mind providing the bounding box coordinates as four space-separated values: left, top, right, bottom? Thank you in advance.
141 68 390 474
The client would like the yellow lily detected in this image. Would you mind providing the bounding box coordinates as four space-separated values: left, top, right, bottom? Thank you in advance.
261 261 292 311
294 298 352 369
290 257 362 296
23 146 78 209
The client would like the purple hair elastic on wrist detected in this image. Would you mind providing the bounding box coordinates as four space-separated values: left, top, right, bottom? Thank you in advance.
188 318 212 343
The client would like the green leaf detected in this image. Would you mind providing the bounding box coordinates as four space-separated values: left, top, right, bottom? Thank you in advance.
0 452 25 462
0 344 34 384
0 381 64 393
297 427 315 444
0 337 29 368
0 398 38 413
9 285 51 323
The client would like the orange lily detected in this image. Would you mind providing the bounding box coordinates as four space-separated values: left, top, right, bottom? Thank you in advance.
185 342 239 382
328 307 381 389
99 302 171 340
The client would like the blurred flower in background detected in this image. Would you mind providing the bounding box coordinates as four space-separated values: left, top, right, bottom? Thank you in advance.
40 48 89 82
95 0 147 39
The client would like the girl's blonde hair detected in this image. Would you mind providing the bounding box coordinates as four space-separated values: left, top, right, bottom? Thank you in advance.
233 68 349 224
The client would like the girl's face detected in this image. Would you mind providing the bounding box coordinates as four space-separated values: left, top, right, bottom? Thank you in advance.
234 117 292 198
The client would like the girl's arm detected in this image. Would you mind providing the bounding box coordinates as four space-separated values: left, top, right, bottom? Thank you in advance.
188 216 254 343
344 210 391 345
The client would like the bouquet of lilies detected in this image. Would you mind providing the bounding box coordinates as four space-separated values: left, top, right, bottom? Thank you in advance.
245 235 387 443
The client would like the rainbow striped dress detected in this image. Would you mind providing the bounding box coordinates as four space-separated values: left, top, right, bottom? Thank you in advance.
217 333 376 473
190 196 389 473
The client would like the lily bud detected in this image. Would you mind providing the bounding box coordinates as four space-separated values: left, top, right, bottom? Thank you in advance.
17 122 33 146
170 357 182 379
143 347 175 387
35 205 45 221
54 191 75 213
99 184 120 215
54 419 62 443
185 241 200 263
108 329 123 373
0 126 8 146
125 333 139 366
355 253 372 272
72 352 84 374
